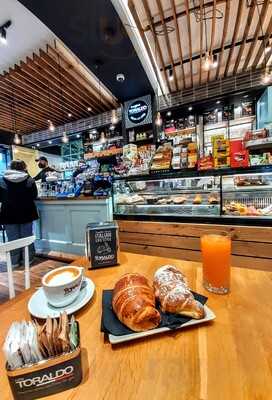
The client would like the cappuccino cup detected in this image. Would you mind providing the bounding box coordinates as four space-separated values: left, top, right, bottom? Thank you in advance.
42 266 84 307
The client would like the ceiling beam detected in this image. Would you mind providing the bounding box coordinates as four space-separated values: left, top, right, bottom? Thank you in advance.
207 0 217 82
170 0 185 89
199 0 204 86
185 0 193 87
224 0 243 77
215 0 230 80
156 0 178 91
233 1 256 75
252 10 272 69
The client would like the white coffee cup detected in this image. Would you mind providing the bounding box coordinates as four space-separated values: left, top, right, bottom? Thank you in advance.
42 266 84 307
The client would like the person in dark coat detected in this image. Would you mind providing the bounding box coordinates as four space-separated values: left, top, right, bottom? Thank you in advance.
0 160 39 267
34 156 56 182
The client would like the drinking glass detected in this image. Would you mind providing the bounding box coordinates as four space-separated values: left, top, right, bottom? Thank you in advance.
201 233 231 294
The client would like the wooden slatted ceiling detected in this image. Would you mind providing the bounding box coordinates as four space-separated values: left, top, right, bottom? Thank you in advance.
0 41 117 135
129 0 272 94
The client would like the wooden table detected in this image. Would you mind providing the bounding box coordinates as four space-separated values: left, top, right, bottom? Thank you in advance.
0 252 271 400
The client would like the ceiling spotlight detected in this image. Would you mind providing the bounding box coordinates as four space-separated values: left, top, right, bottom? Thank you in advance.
155 112 162 127
216 100 221 104
243 94 249 98
212 54 218 68
76 134 81 138
0 21 11 45
91 129 97 135
68 113 72 118
109 125 115 130
87 107 92 112
188 106 193 111
62 133 69 143
111 109 118 125
48 140 52 145
36 143 40 147
203 52 212 71
14 133 21 145
168 68 174 82
166 111 172 117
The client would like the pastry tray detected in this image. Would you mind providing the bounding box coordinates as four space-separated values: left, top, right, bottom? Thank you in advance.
108 304 215 344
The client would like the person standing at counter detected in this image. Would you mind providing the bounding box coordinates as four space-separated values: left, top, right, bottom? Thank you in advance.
0 160 39 267
34 156 56 182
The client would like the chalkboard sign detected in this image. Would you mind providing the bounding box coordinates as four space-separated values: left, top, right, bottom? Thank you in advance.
85 222 119 269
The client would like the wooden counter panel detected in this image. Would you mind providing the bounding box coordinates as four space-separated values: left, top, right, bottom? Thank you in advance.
118 220 272 243
118 221 272 271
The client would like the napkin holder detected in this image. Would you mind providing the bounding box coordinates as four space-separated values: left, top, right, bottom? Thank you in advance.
6 323 82 400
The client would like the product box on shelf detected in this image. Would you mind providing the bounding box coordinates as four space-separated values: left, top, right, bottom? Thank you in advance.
230 140 249 168
6 323 82 400
197 156 214 170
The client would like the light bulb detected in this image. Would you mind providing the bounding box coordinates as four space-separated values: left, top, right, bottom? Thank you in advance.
111 110 118 124
265 41 271 54
262 68 271 84
76 134 81 138
48 140 52 145
100 132 106 144
87 107 92 112
212 54 218 68
62 133 69 143
68 113 72 118
0 29 7 45
155 112 162 127
49 121 55 132
14 133 21 145
168 68 174 81
203 52 211 71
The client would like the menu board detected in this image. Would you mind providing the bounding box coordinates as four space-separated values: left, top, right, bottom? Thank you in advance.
85 222 119 269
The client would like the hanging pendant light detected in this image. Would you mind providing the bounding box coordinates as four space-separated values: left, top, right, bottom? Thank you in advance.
111 109 118 125
62 131 69 143
203 52 212 71
48 120 55 132
155 112 162 127
14 133 21 145
212 54 218 68
262 67 271 84
100 131 106 144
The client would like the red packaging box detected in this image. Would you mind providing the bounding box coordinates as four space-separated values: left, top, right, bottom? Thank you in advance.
230 140 249 167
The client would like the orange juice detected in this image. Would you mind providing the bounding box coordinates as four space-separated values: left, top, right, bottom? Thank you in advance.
201 234 231 294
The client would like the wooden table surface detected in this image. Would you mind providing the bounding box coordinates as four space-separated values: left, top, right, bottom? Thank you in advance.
0 252 271 400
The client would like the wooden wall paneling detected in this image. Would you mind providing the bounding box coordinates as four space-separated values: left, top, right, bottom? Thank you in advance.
242 1 269 71
156 0 178 91
252 11 272 69
224 0 243 77
215 0 230 80
47 44 115 110
232 1 256 75
40 48 106 113
142 0 171 92
185 0 193 87
207 0 217 82
170 0 185 89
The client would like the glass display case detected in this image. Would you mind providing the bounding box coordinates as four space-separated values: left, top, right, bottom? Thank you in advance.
222 172 272 218
113 175 221 217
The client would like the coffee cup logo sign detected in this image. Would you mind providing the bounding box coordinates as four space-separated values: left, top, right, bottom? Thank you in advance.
128 100 148 124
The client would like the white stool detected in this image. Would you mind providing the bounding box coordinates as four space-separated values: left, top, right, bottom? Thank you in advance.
0 235 36 299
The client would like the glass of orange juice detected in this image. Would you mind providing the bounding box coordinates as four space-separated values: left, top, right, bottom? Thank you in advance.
201 233 231 294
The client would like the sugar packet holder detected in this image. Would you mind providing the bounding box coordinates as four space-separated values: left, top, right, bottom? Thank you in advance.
6 321 82 400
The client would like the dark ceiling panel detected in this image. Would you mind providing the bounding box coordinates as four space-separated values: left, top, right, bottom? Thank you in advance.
18 0 153 102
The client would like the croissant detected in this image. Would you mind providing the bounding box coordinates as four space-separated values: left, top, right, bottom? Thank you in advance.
153 265 205 319
112 273 161 332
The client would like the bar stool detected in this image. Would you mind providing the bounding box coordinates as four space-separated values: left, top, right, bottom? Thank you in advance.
0 235 36 299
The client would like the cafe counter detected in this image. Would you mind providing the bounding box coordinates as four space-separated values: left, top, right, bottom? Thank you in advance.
35 197 113 257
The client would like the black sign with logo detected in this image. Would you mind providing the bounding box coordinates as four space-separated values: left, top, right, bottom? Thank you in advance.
128 100 148 124
85 222 119 269
124 95 152 128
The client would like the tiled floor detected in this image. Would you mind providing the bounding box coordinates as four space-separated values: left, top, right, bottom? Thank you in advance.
0 258 67 304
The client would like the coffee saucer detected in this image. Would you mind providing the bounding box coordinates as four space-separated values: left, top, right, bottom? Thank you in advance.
28 278 95 319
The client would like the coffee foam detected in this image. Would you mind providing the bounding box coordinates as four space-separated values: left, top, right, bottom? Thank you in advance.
45 268 79 286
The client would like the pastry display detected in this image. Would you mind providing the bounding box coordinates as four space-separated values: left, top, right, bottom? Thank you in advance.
112 273 161 332
172 196 187 204
223 201 262 216
157 197 171 205
151 144 172 171
153 266 205 319
193 194 202 204
208 194 219 204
